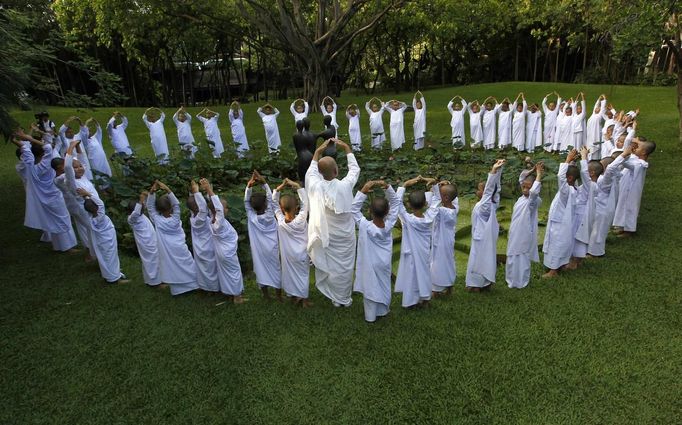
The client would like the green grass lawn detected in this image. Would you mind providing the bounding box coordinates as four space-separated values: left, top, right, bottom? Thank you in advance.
1 82 681 424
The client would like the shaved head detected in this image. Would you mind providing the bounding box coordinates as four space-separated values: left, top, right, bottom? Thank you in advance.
279 194 298 214
588 160 604 177
439 184 458 202
370 197 389 219
318 156 338 180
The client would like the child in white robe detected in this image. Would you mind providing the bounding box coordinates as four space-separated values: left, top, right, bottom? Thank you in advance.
365 98 386 148
447 96 466 148
525 104 542 151
554 100 574 151
321 97 339 135
245 171 281 299
142 108 170 164
200 178 244 303
57 117 90 160
571 93 587 149
106 112 133 156
497 98 514 149
586 95 606 159
351 180 400 322
430 182 459 294
481 97 500 150
506 163 543 289
172 107 198 158
542 92 561 152
412 91 427 150
612 137 655 237
346 104 362 151
569 147 597 269
384 100 407 151
64 142 99 205
395 176 441 308
197 109 225 158
273 179 310 306
229 102 249 156
257 104 281 153
467 101 484 147
188 180 219 292
587 154 620 257
83 118 112 179
511 93 527 151
127 192 161 286
465 160 504 291
32 112 56 148
290 99 309 124
542 150 580 278
147 181 198 295
78 190 128 283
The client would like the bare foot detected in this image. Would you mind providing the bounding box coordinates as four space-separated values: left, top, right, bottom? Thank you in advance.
618 231 633 238
233 295 245 304
542 270 559 279
301 299 313 308
116 279 131 284
612 227 624 235
465 286 481 293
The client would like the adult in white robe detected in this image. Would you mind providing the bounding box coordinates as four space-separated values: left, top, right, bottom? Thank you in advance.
305 139 360 307
430 186 459 292
346 106 362 151
127 197 161 286
189 187 219 292
257 106 281 153
197 110 225 158
290 99 309 124
142 110 170 163
245 183 281 290
366 100 386 148
447 97 466 147
542 93 561 151
229 107 249 155
106 113 133 156
384 100 407 151
467 101 484 147
525 106 542 151
412 92 427 150
273 186 310 299
511 96 527 151
81 194 125 283
172 108 197 157
543 158 578 271
481 98 500 150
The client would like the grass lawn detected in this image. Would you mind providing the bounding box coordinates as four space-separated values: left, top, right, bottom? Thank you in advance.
1 82 681 424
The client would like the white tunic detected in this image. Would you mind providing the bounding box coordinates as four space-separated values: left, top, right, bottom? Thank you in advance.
543 163 577 269
143 113 170 161
447 99 466 146
229 109 249 154
526 109 542 151
64 152 100 204
84 124 112 177
542 96 561 151
466 172 501 287
147 192 198 295
56 124 89 163
55 173 93 256
430 198 459 290
612 155 648 232
245 184 281 289
395 185 441 306
366 102 386 147
190 193 219 292
351 186 400 319
512 101 527 151
554 110 573 151
497 104 514 148
209 195 244 296
385 102 407 151
587 156 621 256
87 196 123 282
467 104 483 146
290 101 309 123
257 108 282 152
273 189 310 298
506 180 542 288
482 104 500 149
346 111 362 150
571 100 586 149
305 154 360 306
586 99 605 159
107 116 132 155
413 96 427 147
321 100 339 135
573 160 596 257
127 203 161 285
197 114 225 157
172 112 196 147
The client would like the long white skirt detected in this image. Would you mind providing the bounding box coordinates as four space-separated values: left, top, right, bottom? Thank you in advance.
364 299 389 322
506 254 530 289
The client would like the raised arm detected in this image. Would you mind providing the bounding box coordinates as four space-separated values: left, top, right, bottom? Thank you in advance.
383 185 401 229
290 102 297 116
337 140 360 186
365 101 372 114
293 188 309 225
351 190 368 225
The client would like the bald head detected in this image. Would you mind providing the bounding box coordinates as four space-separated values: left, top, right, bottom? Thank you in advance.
318 156 338 180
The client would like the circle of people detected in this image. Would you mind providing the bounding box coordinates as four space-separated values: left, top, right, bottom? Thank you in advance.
13 90 653 322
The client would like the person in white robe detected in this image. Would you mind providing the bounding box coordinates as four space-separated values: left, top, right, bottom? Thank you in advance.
430 181 459 294
188 180 219 293
554 100 575 151
447 96 467 148
83 118 112 180
395 176 441 306
542 92 561 152
346 105 362 151
127 192 161 286
172 107 198 158
290 99 309 124
77 189 128 283
321 97 339 136
612 137 655 236
511 93 527 151
196 108 225 158
229 102 249 156
586 95 606 159
32 111 56 149
600 124 616 159
64 141 99 205
587 154 622 257
305 138 360 307
497 97 514 149
245 171 282 299
257 104 281 153
465 160 504 291
351 180 400 321
273 179 311 306
106 112 133 156
467 101 484 148
571 93 587 149
542 150 580 278
142 108 170 164
412 91 427 150
569 148 597 269
57 117 89 160
147 181 198 295
366 98 386 148
200 178 245 303
481 97 500 150
506 163 543 289
525 103 542 152
384 100 407 151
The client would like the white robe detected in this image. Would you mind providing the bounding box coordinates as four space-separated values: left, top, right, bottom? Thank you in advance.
257 108 281 152
512 101 527 151
321 101 339 135
229 110 249 154
143 113 169 162
346 111 362 150
87 196 123 282
497 104 514 148
366 102 386 148
197 114 225 158
586 99 606 159
290 101 309 124
107 116 132 155
395 185 441 307
190 193 219 292
554 110 573 151
352 186 400 321
245 184 281 289
506 179 542 288
83 124 112 178
273 189 310 298
612 155 648 232
147 192 198 295
56 124 87 158
127 203 161 285
571 100 586 149
482 105 500 149
467 104 483 146
526 110 542 151
543 163 577 269
430 199 459 291
209 195 244 296
413 96 427 150
573 160 596 258
65 152 100 204
385 103 407 151
587 156 621 256
172 112 197 156
305 154 360 306
466 171 501 287
447 99 466 147
54 173 93 256
542 96 561 151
